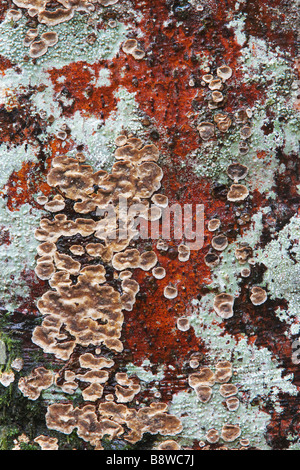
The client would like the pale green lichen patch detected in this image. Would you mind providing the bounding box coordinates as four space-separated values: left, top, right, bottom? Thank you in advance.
191 127 241 183
241 36 292 83
288 440 300 450
58 87 145 171
227 14 247 47
94 68 111 88
206 209 267 296
0 200 42 312
126 359 165 383
232 336 297 406
0 144 39 190
182 287 298 447
170 388 272 449
42 384 82 405
0 14 127 72
256 215 300 321
191 33 300 195
173 300 297 447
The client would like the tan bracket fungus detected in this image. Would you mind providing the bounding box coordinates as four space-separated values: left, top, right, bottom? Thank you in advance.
122 39 146 60
227 184 249 202
250 286 267 305
213 293 235 319
29 135 183 448
18 367 54 400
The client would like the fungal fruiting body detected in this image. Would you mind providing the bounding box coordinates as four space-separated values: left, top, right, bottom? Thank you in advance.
23 137 183 447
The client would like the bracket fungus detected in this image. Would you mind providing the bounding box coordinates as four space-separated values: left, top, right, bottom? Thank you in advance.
29 39 48 58
206 428 219 444
214 113 232 132
250 286 267 306
114 373 141 403
239 141 249 155
122 39 145 60
176 317 190 332
112 249 141 271
152 193 168 208
227 163 249 183
227 184 249 202
188 368 215 403
152 266 166 279
226 397 240 411
211 234 228 251
44 195 65 212
25 135 186 448
215 361 233 383
36 195 48 205
197 122 215 140
156 239 169 251
157 440 181 450
204 252 220 268
195 385 213 403
202 74 213 84
208 218 221 232
178 244 190 262
18 367 54 400
208 78 223 91
188 367 215 387
240 126 252 140
235 245 253 264
241 267 251 277
189 358 200 369
221 424 241 442
139 251 158 271
41 31 58 47
216 65 232 81
235 109 249 124
0 371 15 387
213 293 235 319
219 384 238 398
6 8 22 20
34 435 59 450
11 357 24 372
164 284 178 300
99 0 119 5
211 91 224 103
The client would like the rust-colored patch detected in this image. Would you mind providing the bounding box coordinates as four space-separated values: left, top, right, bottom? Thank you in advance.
5 162 43 210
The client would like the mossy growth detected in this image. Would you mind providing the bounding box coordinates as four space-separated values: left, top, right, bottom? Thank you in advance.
0 383 48 449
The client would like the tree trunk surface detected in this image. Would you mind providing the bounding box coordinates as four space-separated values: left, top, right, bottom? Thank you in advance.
0 0 299 451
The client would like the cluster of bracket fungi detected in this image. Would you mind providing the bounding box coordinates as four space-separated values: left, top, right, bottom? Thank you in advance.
15 136 185 449
20 125 263 449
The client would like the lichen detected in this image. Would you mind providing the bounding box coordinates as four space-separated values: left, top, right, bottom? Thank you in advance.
126 359 165 383
0 200 42 312
0 144 38 190
256 215 300 321
0 13 127 70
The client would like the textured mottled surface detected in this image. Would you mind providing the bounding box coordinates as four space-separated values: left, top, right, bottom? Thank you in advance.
0 0 299 450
